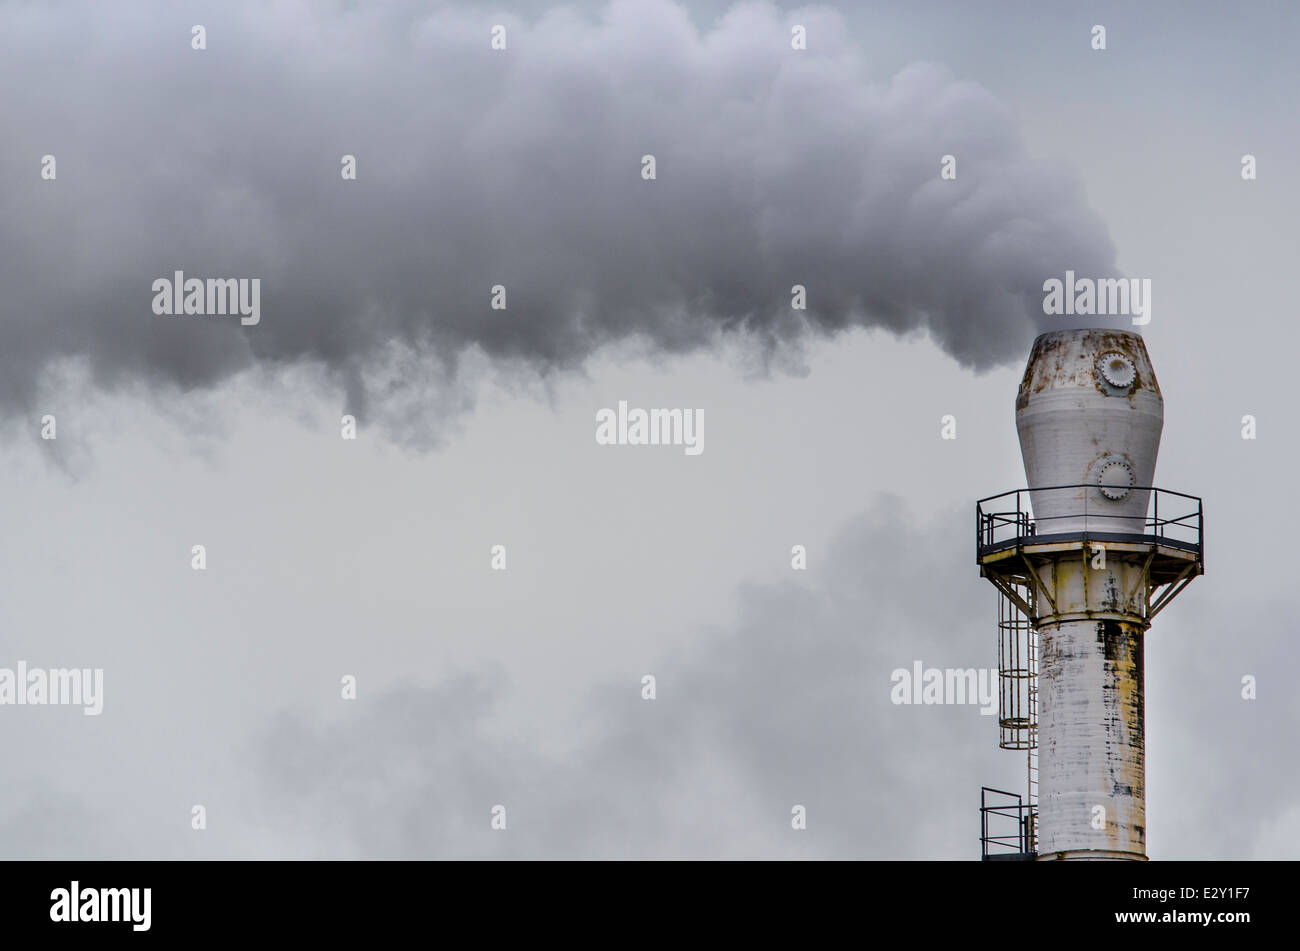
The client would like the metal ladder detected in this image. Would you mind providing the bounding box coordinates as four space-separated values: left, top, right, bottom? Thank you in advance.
1026 626 1038 852
997 582 1038 852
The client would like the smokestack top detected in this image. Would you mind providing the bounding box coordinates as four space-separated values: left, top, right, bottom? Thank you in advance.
1018 328 1160 412
1015 327 1163 535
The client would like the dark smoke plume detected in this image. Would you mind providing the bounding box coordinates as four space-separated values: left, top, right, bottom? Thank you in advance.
0 0 1115 442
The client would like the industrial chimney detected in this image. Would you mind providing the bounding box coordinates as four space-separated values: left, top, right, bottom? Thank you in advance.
976 328 1204 861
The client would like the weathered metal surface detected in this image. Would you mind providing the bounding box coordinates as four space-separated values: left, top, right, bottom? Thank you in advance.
1036 606 1147 859
1016 329 1163 536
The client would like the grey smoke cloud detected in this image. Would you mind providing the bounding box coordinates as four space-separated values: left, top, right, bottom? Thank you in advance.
243 497 1000 859
0 0 1115 441
0 496 997 860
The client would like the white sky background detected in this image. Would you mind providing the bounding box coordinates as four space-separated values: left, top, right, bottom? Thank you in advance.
0 0 1296 858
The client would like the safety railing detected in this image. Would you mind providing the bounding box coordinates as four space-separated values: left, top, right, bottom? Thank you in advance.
980 787 1037 860
976 485 1202 560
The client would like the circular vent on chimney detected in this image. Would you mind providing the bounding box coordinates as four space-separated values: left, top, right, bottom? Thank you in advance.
1097 460 1135 501
1097 351 1137 389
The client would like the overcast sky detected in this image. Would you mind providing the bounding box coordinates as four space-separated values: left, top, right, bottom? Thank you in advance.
0 0 1296 859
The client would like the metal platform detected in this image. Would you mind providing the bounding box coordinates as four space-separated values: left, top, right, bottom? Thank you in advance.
975 485 1203 621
